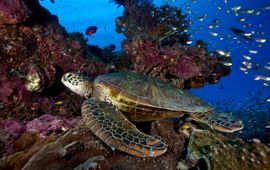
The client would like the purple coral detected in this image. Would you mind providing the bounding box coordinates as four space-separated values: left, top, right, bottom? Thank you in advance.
0 77 23 104
0 0 30 24
0 79 14 103
0 119 25 137
123 38 230 88
25 114 79 137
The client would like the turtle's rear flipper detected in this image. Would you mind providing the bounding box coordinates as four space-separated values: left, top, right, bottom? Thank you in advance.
190 112 244 133
81 98 167 157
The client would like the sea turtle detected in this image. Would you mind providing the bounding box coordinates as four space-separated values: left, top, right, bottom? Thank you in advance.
61 72 243 157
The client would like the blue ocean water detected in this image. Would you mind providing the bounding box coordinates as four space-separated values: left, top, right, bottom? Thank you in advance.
40 0 270 140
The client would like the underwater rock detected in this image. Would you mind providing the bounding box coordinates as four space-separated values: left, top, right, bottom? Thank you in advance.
0 0 30 25
12 132 41 153
0 120 187 170
187 129 270 170
2 118 268 170
151 121 187 158
73 155 106 170
176 161 189 170
6 127 111 170
0 132 58 170
0 128 17 157
0 114 79 157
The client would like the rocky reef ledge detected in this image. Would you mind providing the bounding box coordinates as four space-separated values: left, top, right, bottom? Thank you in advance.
0 1 269 169
0 120 269 170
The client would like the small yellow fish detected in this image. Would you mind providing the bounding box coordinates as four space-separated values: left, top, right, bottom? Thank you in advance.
55 101 64 105
182 123 191 129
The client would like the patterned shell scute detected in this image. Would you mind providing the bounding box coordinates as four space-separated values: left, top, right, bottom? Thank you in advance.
95 72 214 113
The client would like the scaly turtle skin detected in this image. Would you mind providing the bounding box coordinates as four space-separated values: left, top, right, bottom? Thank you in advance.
61 72 244 157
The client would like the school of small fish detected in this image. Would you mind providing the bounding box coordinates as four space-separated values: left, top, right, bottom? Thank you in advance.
165 0 269 87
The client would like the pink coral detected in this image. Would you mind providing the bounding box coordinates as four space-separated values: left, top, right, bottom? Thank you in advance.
0 79 13 103
0 77 23 104
174 57 201 79
0 119 25 137
123 38 230 88
0 0 30 24
26 114 79 137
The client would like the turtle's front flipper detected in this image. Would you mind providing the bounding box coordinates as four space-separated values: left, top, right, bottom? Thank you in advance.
190 112 244 133
81 98 167 157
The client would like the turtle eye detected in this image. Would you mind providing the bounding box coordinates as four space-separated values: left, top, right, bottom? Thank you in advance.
66 73 72 79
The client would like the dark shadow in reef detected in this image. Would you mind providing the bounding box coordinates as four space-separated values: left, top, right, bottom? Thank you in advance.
39 65 66 97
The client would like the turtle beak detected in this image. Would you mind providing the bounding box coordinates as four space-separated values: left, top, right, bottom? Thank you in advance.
61 74 67 83
62 75 67 82
61 73 72 83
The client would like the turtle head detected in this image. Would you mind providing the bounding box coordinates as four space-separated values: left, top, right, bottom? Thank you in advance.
61 72 93 98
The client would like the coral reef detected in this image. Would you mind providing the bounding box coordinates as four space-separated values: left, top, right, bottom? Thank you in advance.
123 38 231 88
0 119 25 138
0 121 186 170
0 114 79 158
0 0 30 25
0 0 267 169
25 114 79 137
187 129 270 170
1 120 269 170
0 77 23 104
0 0 232 123
114 1 189 44
0 0 113 121
113 0 231 88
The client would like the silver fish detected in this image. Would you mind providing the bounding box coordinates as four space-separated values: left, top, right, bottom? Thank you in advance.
209 32 218 36
255 38 266 43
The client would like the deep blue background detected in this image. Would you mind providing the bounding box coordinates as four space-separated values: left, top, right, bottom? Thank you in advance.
40 0 270 105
